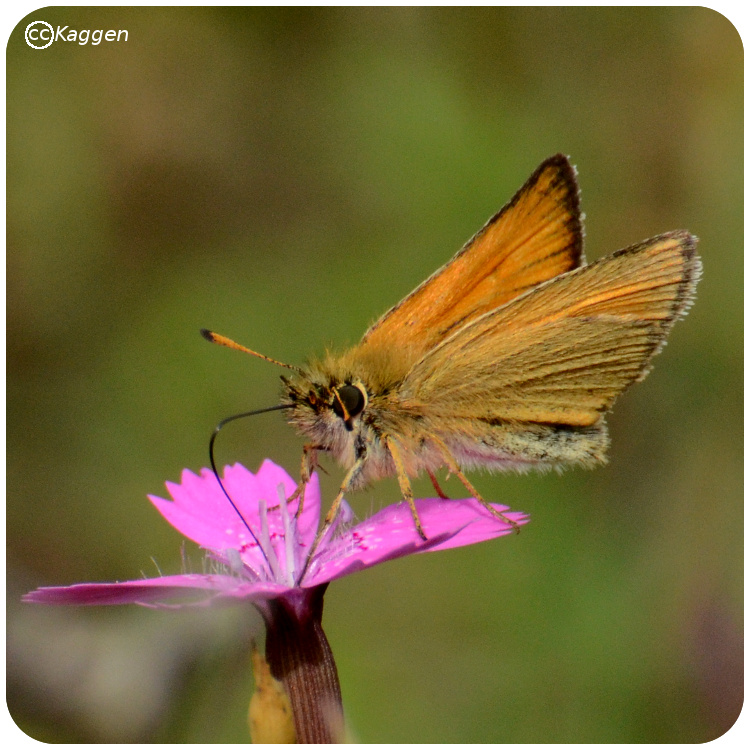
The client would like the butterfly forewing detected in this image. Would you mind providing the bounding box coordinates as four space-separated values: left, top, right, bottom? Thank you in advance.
358 154 584 362
401 231 700 427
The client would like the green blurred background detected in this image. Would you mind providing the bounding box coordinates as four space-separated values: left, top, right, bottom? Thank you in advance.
7 7 742 743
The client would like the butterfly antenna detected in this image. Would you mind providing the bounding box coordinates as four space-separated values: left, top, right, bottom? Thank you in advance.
208 404 294 568
201 329 304 374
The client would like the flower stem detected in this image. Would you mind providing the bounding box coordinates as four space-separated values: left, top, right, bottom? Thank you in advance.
264 584 344 743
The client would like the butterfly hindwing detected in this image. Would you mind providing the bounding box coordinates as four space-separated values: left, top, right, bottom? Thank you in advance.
401 231 700 427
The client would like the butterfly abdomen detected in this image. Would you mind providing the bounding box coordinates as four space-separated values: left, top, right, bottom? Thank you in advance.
436 418 610 472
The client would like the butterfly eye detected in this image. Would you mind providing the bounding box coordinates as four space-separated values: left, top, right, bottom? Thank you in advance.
332 384 367 421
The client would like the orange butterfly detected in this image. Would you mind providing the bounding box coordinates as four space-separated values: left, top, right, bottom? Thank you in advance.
204 154 701 550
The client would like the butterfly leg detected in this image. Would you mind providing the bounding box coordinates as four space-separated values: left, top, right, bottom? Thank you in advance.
432 437 520 532
427 469 450 499
384 435 428 540
288 444 320 517
303 456 366 567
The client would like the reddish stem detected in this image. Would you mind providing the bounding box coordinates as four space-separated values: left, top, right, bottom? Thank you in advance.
264 584 343 743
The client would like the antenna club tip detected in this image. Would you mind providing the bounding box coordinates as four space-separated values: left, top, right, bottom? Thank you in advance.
199 329 300 372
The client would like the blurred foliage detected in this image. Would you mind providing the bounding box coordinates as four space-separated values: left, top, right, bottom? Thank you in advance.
7 6 742 743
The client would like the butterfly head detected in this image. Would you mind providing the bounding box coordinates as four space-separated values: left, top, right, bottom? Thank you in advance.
281 369 369 449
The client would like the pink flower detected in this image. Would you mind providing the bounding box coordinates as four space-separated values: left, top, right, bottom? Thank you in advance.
24 458 527 741
23 459 527 616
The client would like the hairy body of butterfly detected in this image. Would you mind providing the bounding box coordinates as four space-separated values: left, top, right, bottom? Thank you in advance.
205 154 701 550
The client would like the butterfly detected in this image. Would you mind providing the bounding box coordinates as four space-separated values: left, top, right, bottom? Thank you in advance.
204 154 701 550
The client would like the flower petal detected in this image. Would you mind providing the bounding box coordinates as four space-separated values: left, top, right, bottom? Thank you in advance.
149 468 258 551
149 462 320 580
304 497 527 586
252 459 299 505
22 574 292 608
